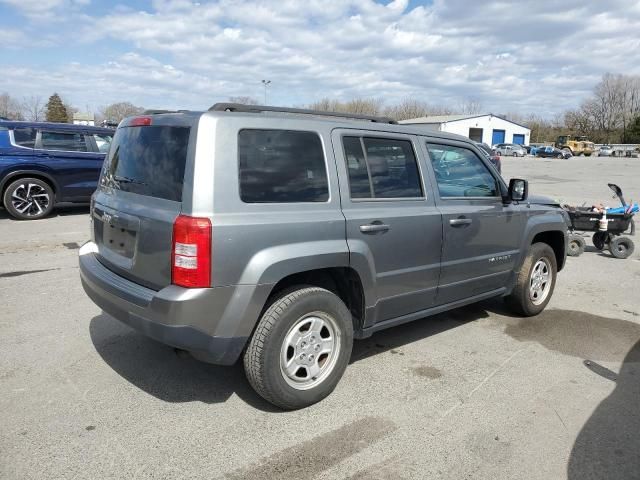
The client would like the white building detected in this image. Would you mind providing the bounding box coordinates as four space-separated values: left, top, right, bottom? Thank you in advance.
72 112 95 126
400 114 531 146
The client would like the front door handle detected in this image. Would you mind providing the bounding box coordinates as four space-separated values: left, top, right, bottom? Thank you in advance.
449 217 472 227
359 223 390 234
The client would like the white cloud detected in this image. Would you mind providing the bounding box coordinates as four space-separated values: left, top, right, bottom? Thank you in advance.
1 0 640 115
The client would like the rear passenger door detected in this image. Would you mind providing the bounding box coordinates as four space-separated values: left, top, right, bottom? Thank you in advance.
424 141 524 305
332 131 442 326
37 129 104 201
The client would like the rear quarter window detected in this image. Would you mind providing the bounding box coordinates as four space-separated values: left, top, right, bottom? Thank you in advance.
238 129 329 203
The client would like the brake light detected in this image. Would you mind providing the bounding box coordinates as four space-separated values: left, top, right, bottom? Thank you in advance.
172 215 211 288
128 116 152 127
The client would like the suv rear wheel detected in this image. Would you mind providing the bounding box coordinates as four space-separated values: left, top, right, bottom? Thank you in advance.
3 178 54 220
244 286 353 410
506 242 557 316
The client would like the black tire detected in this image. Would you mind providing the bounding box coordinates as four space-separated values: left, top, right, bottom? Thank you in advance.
592 232 607 250
2 177 54 220
556 153 563 159
243 286 353 410
505 242 557 316
567 235 585 257
609 237 634 259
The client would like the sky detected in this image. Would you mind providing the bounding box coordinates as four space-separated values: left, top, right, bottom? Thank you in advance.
1 0 640 116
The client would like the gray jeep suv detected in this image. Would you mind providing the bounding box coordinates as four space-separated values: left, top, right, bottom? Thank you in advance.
79 104 567 409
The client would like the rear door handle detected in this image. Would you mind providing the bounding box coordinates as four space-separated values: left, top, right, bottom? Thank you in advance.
359 223 390 234
449 217 472 227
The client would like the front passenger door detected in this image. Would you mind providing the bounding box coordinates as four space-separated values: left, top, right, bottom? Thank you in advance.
425 141 524 306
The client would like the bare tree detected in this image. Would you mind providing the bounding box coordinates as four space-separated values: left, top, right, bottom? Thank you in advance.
0 93 24 120
343 98 383 116
228 96 259 105
21 96 45 121
307 97 383 116
382 98 457 120
100 102 144 123
458 97 483 115
308 98 343 112
383 98 431 121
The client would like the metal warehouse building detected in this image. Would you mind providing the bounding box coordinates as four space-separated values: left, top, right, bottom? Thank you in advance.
400 114 531 146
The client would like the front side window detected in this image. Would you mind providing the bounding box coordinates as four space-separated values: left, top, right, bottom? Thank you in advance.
13 128 37 148
342 136 423 199
40 131 88 152
93 133 113 153
426 143 498 198
238 129 328 203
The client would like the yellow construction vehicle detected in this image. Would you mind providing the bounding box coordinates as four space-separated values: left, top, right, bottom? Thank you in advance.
555 135 595 156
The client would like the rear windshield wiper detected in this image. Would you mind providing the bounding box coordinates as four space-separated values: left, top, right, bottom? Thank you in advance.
113 175 147 186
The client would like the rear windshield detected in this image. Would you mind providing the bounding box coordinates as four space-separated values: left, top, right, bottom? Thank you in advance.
101 126 190 202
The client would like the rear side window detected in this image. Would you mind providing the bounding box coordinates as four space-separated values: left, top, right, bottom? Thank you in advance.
238 129 328 203
13 128 37 148
102 126 190 202
41 131 88 152
342 136 423 199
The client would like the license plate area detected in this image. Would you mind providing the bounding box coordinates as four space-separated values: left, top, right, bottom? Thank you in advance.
102 223 137 258
93 205 140 264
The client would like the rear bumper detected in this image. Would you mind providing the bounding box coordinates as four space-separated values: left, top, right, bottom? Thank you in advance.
79 242 270 365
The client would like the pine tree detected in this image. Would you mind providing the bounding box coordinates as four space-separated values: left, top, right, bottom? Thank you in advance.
45 93 68 123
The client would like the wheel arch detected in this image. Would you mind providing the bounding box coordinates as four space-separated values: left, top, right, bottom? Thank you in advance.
265 267 367 333
0 169 60 204
531 230 566 271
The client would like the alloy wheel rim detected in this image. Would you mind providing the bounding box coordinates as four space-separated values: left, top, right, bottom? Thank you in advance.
529 258 551 305
11 183 50 217
280 311 341 390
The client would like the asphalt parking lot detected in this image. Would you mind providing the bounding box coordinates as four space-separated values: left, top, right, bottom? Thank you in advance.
1 155 639 480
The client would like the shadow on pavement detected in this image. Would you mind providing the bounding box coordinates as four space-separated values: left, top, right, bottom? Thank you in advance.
89 314 281 412
568 339 640 479
350 300 498 363
91 301 501 410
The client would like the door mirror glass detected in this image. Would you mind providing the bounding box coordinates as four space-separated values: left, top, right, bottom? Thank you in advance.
508 178 528 202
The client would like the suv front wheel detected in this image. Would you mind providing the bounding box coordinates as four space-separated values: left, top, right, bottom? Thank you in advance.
244 286 353 410
506 242 557 316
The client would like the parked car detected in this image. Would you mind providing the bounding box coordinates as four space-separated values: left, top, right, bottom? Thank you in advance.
536 146 571 159
474 141 502 173
598 145 613 157
493 143 526 157
0 121 113 220
529 144 546 156
521 145 532 154
79 104 568 409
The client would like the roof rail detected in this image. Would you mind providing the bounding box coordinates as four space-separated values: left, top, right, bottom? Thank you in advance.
209 103 397 124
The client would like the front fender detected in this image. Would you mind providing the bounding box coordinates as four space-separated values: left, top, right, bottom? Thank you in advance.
518 209 568 271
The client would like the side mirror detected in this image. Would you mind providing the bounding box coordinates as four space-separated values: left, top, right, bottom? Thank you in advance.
508 178 528 202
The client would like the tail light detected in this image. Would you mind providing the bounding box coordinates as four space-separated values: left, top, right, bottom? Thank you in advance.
172 214 211 288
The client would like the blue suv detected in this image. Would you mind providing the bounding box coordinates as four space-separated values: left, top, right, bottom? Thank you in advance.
0 121 114 219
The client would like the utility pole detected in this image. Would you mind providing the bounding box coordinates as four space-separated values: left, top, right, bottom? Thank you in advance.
261 79 271 104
